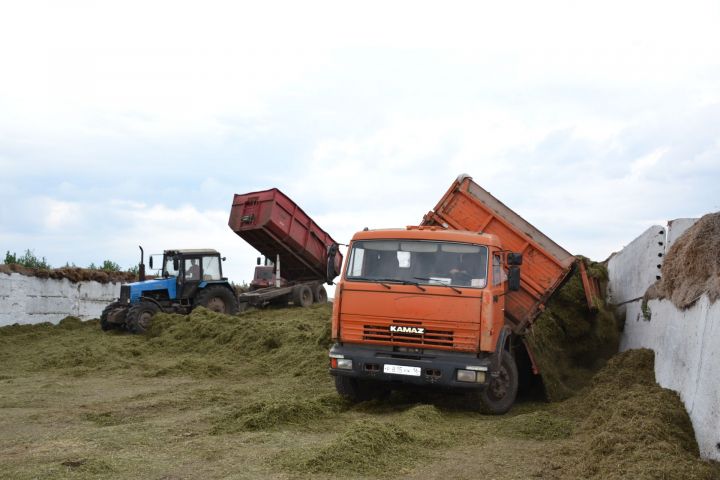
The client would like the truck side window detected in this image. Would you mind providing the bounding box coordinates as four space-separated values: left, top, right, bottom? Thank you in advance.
492 254 505 287
349 247 365 277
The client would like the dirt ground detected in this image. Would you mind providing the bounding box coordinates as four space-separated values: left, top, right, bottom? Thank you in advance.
1 305 718 480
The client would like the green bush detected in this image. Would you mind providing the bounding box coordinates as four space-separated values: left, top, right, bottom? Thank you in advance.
4 249 51 269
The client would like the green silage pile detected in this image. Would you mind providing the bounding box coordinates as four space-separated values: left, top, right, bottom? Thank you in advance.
525 258 620 401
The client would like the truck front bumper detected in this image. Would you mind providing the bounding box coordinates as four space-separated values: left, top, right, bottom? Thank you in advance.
329 343 494 390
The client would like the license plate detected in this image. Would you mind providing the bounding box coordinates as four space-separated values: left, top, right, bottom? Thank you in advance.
383 364 421 377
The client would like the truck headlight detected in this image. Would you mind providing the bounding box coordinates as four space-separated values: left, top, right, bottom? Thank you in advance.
337 359 353 370
456 369 476 382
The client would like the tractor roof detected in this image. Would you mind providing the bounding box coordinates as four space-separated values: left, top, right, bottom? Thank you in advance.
164 249 220 256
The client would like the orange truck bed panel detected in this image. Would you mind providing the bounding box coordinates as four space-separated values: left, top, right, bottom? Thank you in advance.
422 175 576 332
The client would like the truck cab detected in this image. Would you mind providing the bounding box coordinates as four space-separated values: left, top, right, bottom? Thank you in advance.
329 227 521 413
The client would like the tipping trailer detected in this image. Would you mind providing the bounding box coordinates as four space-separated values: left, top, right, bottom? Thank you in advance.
328 174 599 413
229 188 343 308
421 173 600 333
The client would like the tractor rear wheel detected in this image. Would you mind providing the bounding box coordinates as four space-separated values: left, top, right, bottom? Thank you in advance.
195 285 239 315
126 302 160 334
100 302 126 331
292 285 314 308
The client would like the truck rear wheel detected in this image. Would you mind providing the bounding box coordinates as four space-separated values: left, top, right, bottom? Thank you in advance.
313 284 328 304
334 376 390 402
292 285 314 308
126 302 160 334
195 285 239 314
474 353 518 414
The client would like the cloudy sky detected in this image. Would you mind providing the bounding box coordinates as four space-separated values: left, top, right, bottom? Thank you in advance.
1 0 719 283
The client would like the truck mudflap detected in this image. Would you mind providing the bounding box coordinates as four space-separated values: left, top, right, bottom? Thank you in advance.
328 343 495 390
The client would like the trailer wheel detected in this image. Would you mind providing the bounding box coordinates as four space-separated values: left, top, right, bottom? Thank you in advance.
195 285 239 314
292 285 314 308
126 302 160 334
334 376 390 402
475 353 518 414
313 284 328 304
100 302 126 331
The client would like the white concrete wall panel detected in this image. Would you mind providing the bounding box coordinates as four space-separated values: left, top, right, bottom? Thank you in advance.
620 296 720 461
666 218 699 251
607 225 665 304
0 273 121 326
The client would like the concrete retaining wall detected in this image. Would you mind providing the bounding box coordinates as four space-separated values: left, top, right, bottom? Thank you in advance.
609 218 720 461
0 273 121 326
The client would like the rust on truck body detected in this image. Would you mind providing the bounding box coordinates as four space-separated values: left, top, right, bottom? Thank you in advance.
421 175 577 333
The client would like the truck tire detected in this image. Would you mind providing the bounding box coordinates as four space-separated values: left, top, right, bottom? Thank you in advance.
475 353 518 415
125 302 160 334
313 284 328 304
100 302 126 331
195 285 239 315
334 376 390 402
292 285 314 308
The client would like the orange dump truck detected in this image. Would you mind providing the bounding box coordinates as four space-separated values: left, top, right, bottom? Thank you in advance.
329 174 598 413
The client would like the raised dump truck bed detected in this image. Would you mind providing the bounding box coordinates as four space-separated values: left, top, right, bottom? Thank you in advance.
421 174 590 333
229 188 343 283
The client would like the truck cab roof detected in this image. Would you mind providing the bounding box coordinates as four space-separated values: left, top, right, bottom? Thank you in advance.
351 226 502 248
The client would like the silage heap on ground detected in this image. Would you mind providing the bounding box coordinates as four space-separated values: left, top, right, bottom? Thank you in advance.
648 211 720 309
2 305 718 479
525 258 620 401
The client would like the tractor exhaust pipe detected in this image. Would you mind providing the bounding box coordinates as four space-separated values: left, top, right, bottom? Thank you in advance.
138 245 146 282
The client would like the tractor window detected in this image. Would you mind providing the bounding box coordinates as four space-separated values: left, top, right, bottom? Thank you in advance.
185 259 201 280
164 256 179 277
202 256 221 281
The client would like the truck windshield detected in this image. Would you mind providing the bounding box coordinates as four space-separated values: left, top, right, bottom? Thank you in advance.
346 240 488 288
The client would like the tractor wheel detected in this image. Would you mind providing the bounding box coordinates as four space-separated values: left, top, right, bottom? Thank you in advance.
100 302 126 331
195 285 239 315
313 284 328 304
292 285 314 308
125 302 160 334
472 352 518 415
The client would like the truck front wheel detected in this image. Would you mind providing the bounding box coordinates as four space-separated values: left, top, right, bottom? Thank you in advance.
475 353 518 414
334 376 390 402
195 285 239 315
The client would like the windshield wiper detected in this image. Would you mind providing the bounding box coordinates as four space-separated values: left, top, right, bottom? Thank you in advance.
413 277 462 294
350 276 426 291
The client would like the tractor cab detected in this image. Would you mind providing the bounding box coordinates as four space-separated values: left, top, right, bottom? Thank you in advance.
156 249 226 302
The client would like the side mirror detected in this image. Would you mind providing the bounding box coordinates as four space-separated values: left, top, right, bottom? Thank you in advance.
507 253 523 266
173 258 179 271
257 257 261 266
149 256 154 269
508 266 521 291
326 243 340 285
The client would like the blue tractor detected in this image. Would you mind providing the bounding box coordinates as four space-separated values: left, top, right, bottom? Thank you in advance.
101 247 239 333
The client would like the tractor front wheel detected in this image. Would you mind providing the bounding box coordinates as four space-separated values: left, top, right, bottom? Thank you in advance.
125 302 160 334
100 302 126 331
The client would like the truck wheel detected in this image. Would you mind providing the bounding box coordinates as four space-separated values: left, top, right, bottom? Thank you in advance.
195 285 239 315
313 284 328 304
334 376 390 402
100 302 126 331
125 302 160 334
475 353 518 414
292 285 314 308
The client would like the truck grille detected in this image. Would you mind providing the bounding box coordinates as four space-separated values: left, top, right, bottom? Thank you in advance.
363 322 454 347
120 286 130 303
